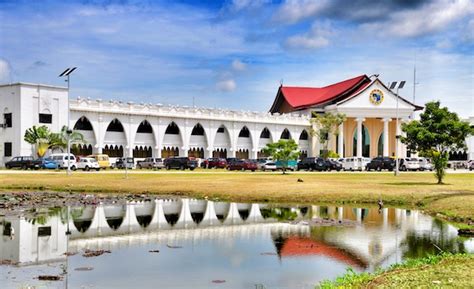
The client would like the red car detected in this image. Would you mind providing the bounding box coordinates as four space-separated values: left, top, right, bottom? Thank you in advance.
227 160 257 171
201 158 228 169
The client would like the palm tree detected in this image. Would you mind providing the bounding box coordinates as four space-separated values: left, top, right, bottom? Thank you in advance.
50 126 85 151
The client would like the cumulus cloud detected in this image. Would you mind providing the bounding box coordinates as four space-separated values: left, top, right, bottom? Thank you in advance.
0 59 12 83
216 79 236 92
362 0 474 37
231 59 246 71
272 0 328 24
284 22 332 50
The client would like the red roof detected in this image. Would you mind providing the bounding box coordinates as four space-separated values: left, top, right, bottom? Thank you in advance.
270 75 371 112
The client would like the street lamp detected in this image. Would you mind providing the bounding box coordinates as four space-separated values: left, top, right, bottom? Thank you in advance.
59 67 77 176
389 81 406 176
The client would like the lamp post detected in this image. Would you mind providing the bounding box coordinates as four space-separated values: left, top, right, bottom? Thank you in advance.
59 67 77 176
389 81 406 176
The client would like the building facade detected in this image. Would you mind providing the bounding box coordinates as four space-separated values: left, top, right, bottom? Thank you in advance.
1 75 471 167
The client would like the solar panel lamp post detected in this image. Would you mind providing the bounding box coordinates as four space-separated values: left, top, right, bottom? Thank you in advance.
389 81 406 176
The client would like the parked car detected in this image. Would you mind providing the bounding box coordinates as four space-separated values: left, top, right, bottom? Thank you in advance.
77 157 101 171
39 157 59 169
469 160 474 171
365 157 395 171
399 158 421 171
201 158 228 169
297 157 327 171
227 159 257 171
164 157 198 170
50 153 77 170
137 157 165 169
418 157 433 171
5 156 42 170
275 159 298 171
87 154 111 169
325 159 342 171
342 157 367 171
261 161 277 171
114 157 135 169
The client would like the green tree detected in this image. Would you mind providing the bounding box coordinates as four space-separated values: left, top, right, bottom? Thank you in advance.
262 139 300 174
401 101 472 184
310 112 346 159
50 126 85 151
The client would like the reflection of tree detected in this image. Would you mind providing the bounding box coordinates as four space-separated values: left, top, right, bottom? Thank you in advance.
401 218 465 259
260 207 298 221
26 207 68 225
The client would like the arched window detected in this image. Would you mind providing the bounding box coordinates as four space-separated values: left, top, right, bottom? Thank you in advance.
299 130 308 140
74 116 93 131
377 132 384 156
260 128 271 139
191 124 205 136
280 129 291 140
137 120 153 133
165 122 180 135
353 125 370 157
106 119 124 132
238 126 250 138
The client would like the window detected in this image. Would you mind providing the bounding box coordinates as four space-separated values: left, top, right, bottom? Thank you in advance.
3 113 12 127
39 113 52 124
4 142 12 157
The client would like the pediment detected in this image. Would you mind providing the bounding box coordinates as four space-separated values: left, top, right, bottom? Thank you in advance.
336 79 415 110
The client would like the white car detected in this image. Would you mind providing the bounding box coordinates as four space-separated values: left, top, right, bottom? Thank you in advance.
50 153 77 170
77 157 101 171
342 157 365 171
261 162 277 171
418 157 433 171
400 158 420 171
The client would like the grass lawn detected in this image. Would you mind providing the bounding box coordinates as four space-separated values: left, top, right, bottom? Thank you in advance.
0 170 473 225
319 253 474 288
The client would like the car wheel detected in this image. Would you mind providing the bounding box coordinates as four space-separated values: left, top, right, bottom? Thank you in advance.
85 166 90 171
21 164 27 170
5 165 10 169
96 168 100 171
71 166 77 171
251 170 255 172
190 167 195 171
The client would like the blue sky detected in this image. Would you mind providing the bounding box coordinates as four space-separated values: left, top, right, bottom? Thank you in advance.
0 0 473 117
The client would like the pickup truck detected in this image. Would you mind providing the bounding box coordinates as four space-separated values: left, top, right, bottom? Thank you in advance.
5 156 42 170
136 157 165 169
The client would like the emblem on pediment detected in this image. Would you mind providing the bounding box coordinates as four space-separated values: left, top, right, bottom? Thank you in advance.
369 89 384 105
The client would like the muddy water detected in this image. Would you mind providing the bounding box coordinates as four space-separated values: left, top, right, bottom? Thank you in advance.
0 198 472 289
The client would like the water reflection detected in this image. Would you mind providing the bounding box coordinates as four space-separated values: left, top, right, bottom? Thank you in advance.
0 199 472 289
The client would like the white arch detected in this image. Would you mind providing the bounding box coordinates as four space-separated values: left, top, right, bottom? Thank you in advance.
213 124 232 151
73 115 98 146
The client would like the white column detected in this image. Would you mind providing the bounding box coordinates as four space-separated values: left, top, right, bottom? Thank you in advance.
356 118 364 158
338 122 344 157
382 118 390 156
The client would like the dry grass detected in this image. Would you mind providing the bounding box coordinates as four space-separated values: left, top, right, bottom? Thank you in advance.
0 171 473 223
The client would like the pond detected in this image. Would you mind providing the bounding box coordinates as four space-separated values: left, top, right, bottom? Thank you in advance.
0 198 472 288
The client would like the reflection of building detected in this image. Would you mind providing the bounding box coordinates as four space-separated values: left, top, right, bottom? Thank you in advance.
0 216 67 265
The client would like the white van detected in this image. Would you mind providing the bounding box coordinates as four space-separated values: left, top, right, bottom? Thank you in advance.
50 153 77 170
342 157 365 171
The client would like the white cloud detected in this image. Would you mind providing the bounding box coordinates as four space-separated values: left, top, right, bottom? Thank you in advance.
230 0 270 12
232 59 246 71
216 79 237 92
0 59 12 83
363 0 474 37
272 0 328 24
284 22 332 50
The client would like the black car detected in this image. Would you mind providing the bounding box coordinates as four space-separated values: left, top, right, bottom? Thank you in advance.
297 157 327 171
5 156 42 170
164 157 198 170
325 159 342 171
366 157 395 171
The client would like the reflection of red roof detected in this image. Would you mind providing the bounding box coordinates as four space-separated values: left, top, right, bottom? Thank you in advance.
280 237 366 268
270 75 371 112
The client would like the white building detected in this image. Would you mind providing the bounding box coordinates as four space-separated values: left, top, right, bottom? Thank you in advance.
1 74 471 167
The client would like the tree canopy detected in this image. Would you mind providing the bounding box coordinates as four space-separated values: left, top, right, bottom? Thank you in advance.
401 101 472 183
262 139 300 174
24 125 85 158
310 112 346 158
